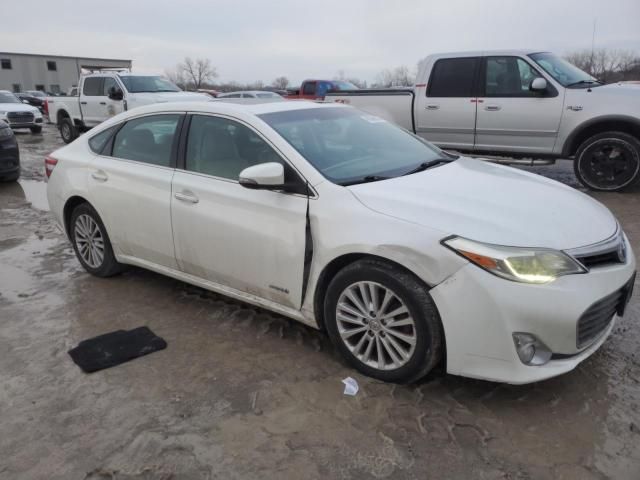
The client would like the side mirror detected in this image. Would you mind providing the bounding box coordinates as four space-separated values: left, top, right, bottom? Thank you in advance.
22 99 30 104
108 87 124 101
530 77 547 92
239 162 286 190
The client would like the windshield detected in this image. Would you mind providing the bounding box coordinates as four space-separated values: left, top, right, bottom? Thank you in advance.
529 52 599 87
332 81 359 90
257 92 279 98
0 92 21 104
118 76 181 93
259 107 448 185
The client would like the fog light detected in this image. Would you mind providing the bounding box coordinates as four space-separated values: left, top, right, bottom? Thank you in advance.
512 333 552 366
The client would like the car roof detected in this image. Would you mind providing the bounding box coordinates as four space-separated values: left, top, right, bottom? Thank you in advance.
220 90 278 95
114 99 346 118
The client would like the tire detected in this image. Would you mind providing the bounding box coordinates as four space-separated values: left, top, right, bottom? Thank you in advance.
70 203 124 277
59 117 78 144
324 258 443 383
30 126 42 134
574 131 640 191
0 171 20 182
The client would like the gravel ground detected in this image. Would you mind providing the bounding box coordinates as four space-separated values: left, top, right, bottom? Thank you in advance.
0 124 639 479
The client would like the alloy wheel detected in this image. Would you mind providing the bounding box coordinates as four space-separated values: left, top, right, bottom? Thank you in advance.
336 281 417 370
74 214 105 268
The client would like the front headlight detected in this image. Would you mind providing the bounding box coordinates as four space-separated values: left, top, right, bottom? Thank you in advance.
443 236 586 284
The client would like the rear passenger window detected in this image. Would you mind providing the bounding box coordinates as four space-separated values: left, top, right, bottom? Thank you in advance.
427 58 479 97
186 115 301 185
88 126 118 154
302 82 316 95
112 114 180 166
83 77 104 96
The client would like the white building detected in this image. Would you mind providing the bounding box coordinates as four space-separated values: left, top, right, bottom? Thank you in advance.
0 52 131 94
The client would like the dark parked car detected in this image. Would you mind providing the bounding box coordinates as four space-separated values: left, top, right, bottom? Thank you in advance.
0 123 20 181
15 92 45 112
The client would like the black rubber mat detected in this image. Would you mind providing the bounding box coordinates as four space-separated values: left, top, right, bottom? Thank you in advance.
68 327 167 373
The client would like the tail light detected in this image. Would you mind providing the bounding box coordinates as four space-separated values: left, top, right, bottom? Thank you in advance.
43 100 49 116
45 155 58 179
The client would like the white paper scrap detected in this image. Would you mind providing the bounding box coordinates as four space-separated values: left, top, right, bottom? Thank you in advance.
342 376 359 396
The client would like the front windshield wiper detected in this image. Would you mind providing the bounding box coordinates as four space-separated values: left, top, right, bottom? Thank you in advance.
341 175 392 186
402 158 455 176
566 79 603 88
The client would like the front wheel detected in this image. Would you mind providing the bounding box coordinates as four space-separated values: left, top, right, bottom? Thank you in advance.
574 131 640 191
70 203 124 277
59 117 78 144
324 259 443 383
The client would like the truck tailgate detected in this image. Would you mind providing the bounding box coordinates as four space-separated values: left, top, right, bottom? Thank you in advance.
325 89 415 132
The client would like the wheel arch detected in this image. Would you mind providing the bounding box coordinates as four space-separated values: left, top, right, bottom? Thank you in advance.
562 115 640 157
312 252 435 332
62 195 91 237
56 109 70 125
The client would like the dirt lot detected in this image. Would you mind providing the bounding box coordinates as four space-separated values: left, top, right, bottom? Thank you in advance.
1 124 639 480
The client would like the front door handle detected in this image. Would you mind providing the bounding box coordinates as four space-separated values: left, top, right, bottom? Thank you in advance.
91 170 108 182
99 102 106 105
425 104 440 110
174 191 199 204
80 101 87 105
484 105 501 111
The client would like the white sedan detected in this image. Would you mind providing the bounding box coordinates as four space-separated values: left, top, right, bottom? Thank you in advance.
45 101 636 384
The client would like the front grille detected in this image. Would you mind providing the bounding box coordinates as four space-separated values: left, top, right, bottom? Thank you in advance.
7 111 34 124
575 250 623 269
576 274 635 348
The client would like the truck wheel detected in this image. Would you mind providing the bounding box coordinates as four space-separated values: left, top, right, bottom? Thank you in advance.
0 171 20 182
30 126 42 134
574 131 640 191
59 118 78 144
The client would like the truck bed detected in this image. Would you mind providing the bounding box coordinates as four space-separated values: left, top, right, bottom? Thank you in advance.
325 88 415 132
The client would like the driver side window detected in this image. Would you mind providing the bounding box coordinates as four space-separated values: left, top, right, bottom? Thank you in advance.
185 115 298 183
485 57 541 97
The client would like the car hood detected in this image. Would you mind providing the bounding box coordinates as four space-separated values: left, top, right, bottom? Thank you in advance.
566 82 640 107
0 103 40 114
348 157 617 250
129 91 212 104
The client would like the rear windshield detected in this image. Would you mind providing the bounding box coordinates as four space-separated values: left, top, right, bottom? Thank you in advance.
118 76 181 93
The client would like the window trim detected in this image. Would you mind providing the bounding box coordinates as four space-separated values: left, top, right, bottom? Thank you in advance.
479 56 559 98
426 56 482 98
177 112 314 197
92 112 185 169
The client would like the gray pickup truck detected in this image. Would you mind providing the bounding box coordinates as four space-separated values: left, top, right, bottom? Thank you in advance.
327 50 640 191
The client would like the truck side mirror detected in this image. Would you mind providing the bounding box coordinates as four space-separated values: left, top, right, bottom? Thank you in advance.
529 77 547 92
108 87 124 101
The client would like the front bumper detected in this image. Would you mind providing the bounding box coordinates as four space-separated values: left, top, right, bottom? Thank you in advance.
0 136 20 176
430 241 636 384
2 117 43 129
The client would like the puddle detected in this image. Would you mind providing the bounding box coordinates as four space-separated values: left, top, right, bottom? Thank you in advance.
18 179 49 211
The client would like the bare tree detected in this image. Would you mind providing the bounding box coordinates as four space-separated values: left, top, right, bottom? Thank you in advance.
334 70 367 88
374 65 415 87
272 76 290 89
565 48 640 82
164 68 187 89
177 57 218 90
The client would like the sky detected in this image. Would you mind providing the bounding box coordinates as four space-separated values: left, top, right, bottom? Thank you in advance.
2 0 639 85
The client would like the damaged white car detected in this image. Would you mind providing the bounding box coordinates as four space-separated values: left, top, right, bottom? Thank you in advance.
46 101 636 384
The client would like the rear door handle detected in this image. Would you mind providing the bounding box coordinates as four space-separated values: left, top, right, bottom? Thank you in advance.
174 191 199 204
485 105 501 111
99 102 106 105
425 104 440 110
91 170 108 182
80 101 87 105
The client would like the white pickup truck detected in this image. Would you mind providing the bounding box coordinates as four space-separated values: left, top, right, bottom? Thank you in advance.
327 50 640 191
46 72 210 143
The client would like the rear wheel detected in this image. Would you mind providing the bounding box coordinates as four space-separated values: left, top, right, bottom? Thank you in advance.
70 203 124 277
324 259 443 383
30 126 42 134
574 131 640 191
59 117 78 144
